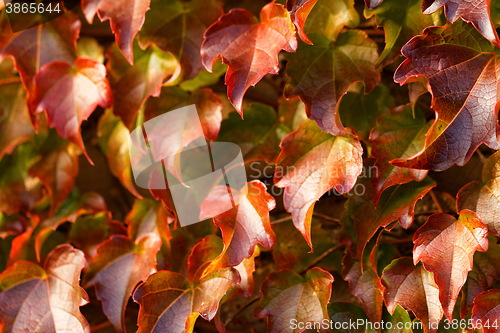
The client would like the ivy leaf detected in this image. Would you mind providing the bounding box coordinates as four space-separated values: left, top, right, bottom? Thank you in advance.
29 131 80 214
83 235 161 333
381 258 443 333
365 0 442 67
272 218 339 273
370 105 431 205
472 289 500 333
457 151 500 236
338 84 394 142
199 181 275 273
201 2 297 114
126 198 174 244
460 236 500 318
217 103 288 164
39 190 107 230
413 210 489 320
0 244 90 332
343 252 384 325
301 0 359 41
138 0 223 79
133 268 240 332
365 0 384 9
286 0 319 44
144 86 223 142
0 59 34 160
0 143 44 215
31 58 112 162
186 234 224 282
274 120 363 249
106 42 180 128
0 12 80 92
347 177 435 260
97 109 141 198
255 268 333 333
284 31 380 135
82 0 151 64
69 212 127 259
393 21 500 171
421 0 500 46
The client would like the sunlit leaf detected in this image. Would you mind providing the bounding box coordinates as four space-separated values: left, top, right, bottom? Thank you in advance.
201 2 297 113
274 120 363 249
393 20 500 171
413 210 488 320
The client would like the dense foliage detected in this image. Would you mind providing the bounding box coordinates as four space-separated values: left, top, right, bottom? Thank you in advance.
2 0 500 332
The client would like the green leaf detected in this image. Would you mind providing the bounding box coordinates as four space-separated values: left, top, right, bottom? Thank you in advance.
285 31 380 135
370 104 431 205
365 0 443 67
138 0 224 79
217 103 288 164
338 84 394 142
302 0 359 41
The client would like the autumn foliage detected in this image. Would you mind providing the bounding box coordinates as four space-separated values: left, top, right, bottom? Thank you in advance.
2 0 500 332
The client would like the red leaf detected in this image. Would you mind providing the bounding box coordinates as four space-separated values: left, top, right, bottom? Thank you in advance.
347 177 435 260
393 21 500 171
381 258 443 333
200 181 275 274
413 210 488 320
84 235 161 333
201 2 297 114
422 0 500 46
133 268 240 332
255 268 333 333
460 236 500 318
286 0 319 44
31 58 112 162
29 133 80 213
472 289 500 333
370 104 431 205
343 253 384 325
274 120 363 249
0 244 90 332
186 234 224 283
0 12 80 93
138 0 223 79
82 0 150 64
105 42 180 128
284 31 380 135
457 151 500 236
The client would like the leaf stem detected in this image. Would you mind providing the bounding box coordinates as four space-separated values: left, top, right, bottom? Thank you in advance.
312 212 340 224
270 216 292 224
224 295 260 326
299 243 344 275
429 190 444 213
